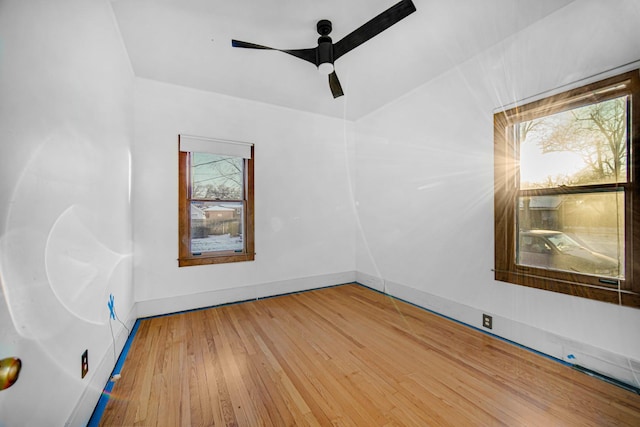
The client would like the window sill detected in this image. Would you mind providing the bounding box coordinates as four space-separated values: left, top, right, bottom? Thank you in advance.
178 252 255 267
494 270 640 308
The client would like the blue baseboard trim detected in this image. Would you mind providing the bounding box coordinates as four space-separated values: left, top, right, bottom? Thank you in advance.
87 319 141 426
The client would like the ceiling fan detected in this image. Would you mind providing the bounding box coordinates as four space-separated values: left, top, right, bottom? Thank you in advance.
231 0 417 98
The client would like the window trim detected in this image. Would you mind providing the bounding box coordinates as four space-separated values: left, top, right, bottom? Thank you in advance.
178 138 255 267
493 69 640 308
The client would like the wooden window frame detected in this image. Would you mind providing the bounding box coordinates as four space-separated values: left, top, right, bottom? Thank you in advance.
178 144 255 267
494 69 640 308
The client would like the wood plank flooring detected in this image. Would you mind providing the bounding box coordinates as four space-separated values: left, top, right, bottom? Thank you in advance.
99 284 640 426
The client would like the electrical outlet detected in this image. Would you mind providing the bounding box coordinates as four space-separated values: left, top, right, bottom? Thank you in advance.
482 314 493 329
81 350 89 379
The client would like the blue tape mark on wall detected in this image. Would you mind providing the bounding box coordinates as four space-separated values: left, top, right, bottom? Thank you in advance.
567 354 576 360
108 294 116 320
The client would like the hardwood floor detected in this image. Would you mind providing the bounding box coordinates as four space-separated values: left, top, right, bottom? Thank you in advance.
99 284 640 426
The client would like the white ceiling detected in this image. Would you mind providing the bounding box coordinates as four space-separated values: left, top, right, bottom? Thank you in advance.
111 0 575 121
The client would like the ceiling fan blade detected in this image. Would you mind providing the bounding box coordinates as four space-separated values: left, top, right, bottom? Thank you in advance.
281 48 317 65
232 40 317 65
231 39 274 50
329 71 344 98
333 0 416 60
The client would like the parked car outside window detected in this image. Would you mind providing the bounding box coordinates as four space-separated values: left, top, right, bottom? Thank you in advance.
518 230 619 278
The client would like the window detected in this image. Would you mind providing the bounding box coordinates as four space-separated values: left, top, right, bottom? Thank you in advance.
494 69 640 307
178 135 254 267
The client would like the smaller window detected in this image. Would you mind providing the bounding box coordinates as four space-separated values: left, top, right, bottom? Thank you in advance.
178 135 255 267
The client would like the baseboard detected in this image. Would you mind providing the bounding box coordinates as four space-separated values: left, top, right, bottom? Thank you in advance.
370 278 640 390
355 271 385 292
136 271 357 318
65 306 137 427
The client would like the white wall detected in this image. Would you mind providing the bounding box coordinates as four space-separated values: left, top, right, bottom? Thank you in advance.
133 79 357 315
0 0 135 425
2 1 638 424
354 0 640 385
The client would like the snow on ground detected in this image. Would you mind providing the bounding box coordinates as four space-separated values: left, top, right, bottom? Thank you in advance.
191 234 243 253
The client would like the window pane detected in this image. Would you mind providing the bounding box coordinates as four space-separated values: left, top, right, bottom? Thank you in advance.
191 153 243 200
519 96 628 190
517 192 624 279
190 201 244 253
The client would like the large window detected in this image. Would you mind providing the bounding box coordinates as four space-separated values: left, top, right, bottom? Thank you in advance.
494 69 640 307
178 135 254 267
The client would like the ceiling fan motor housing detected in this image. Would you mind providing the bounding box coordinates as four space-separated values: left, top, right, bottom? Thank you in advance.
316 35 333 67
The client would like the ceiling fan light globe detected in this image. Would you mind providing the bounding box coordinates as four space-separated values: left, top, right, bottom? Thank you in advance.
318 62 334 75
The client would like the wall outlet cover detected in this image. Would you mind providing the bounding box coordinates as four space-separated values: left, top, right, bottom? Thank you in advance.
483 314 493 329
81 350 89 379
